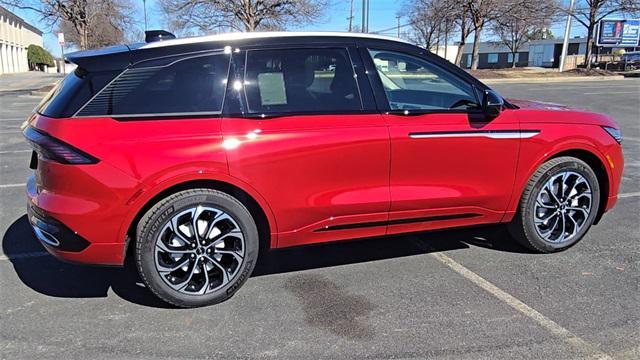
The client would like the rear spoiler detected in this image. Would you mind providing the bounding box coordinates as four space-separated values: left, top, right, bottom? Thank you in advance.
65 44 133 72
65 30 178 72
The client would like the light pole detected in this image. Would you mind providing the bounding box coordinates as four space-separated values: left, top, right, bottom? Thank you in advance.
396 15 401 38
361 0 369 33
559 0 575 72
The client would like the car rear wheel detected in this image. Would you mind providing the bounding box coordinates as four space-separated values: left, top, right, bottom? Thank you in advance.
135 189 258 307
508 156 600 253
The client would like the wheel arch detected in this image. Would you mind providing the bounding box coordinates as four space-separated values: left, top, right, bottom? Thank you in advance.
122 177 277 263
507 146 611 225
547 149 609 225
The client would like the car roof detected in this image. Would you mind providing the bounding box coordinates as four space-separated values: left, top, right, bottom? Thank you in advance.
138 31 413 49
67 31 415 72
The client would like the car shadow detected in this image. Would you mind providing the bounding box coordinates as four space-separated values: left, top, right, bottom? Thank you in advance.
2 214 531 308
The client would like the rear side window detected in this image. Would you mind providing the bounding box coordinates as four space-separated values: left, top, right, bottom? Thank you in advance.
37 69 119 118
243 48 362 114
77 53 230 117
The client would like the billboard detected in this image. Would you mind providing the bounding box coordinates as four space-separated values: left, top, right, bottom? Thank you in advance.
596 19 640 47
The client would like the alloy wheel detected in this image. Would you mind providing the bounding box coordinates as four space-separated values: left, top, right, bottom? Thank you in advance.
154 205 245 295
533 171 593 244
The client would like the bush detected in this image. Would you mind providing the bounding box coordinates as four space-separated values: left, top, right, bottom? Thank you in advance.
27 45 55 68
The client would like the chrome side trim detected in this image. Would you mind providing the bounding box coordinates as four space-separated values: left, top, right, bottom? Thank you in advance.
409 130 540 139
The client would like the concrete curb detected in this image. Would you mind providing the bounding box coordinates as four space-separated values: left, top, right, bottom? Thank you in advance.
483 75 626 84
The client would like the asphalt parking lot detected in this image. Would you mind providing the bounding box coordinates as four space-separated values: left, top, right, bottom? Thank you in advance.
1 73 639 359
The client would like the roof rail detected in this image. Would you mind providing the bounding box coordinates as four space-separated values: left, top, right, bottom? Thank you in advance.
145 30 176 43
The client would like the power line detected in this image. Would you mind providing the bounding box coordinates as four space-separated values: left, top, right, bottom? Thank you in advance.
370 21 415 35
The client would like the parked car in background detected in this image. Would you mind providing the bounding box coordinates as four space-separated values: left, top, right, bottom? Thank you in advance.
24 32 623 307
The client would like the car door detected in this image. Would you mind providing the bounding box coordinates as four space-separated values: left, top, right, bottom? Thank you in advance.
361 46 520 235
221 45 390 248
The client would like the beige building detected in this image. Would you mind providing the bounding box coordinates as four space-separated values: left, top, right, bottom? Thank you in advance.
0 6 43 74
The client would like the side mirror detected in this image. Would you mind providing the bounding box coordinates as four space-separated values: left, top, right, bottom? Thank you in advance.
482 90 504 118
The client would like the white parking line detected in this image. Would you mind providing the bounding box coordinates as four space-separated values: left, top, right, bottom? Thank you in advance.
0 150 31 154
430 252 613 360
0 252 49 261
0 116 27 121
619 192 640 198
0 183 25 188
582 91 640 95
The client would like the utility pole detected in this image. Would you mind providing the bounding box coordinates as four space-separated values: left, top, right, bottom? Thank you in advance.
559 0 575 72
143 0 148 32
348 0 354 32
396 15 401 37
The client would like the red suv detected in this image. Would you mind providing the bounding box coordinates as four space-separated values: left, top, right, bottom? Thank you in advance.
24 32 623 307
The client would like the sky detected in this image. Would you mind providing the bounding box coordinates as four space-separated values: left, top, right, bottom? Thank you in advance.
7 0 588 58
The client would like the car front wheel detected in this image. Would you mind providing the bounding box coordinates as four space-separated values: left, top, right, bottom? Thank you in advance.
509 156 600 253
135 189 258 307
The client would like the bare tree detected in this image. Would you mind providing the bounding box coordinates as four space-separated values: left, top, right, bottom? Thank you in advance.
464 0 520 70
492 1 557 68
159 0 329 33
406 1 440 49
57 0 135 49
405 0 454 50
449 3 474 66
557 0 640 69
1 0 137 50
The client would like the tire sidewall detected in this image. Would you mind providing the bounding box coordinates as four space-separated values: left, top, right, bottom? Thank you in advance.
136 190 258 307
522 159 600 252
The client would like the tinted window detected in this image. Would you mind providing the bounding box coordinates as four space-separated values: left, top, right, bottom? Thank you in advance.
77 53 229 116
244 48 361 114
368 49 478 111
37 69 119 118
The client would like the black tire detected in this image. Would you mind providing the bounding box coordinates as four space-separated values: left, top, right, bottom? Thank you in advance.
508 156 600 253
135 189 258 308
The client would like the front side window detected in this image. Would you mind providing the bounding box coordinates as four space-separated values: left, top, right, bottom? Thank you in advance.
243 48 362 114
488 53 499 63
77 53 230 116
368 49 478 111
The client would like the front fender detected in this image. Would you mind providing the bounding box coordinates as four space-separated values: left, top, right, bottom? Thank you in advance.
504 124 616 221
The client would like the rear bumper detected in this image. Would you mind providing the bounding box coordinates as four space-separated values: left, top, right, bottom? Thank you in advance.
26 175 126 265
28 201 90 252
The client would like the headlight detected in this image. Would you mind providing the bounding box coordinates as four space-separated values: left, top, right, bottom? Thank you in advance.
602 126 622 144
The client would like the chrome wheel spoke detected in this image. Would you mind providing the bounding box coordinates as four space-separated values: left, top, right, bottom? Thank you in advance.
157 257 190 273
156 239 193 254
535 209 558 224
544 181 562 205
216 249 244 263
555 213 567 243
536 199 555 209
167 259 198 291
204 254 230 286
198 261 210 295
207 229 244 249
567 206 589 218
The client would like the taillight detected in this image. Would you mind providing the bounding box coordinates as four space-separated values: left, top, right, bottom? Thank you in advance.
23 126 99 165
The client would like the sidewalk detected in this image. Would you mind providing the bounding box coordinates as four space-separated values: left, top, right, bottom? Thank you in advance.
483 75 626 84
0 72 61 92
